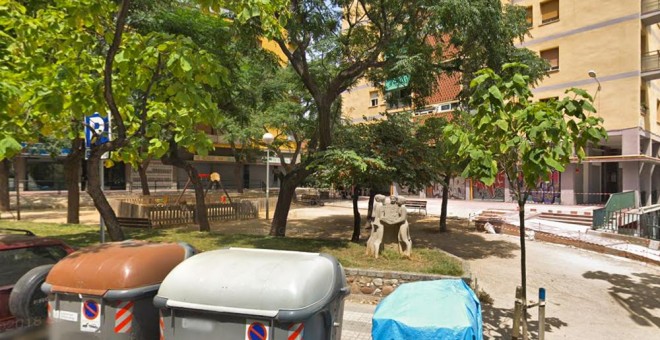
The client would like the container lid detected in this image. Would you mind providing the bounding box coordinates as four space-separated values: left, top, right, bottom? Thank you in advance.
45 241 194 297
155 248 348 321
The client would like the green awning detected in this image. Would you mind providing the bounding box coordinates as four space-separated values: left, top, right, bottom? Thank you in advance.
385 75 410 92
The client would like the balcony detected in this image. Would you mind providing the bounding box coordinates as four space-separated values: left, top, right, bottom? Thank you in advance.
642 51 660 80
642 0 660 25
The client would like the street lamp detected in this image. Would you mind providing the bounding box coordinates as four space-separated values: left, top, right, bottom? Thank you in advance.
588 70 601 96
262 132 274 219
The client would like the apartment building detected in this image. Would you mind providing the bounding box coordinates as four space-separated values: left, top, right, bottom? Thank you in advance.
514 0 660 206
342 0 660 206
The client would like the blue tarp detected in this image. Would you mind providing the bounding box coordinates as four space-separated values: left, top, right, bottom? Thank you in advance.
372 279 483 340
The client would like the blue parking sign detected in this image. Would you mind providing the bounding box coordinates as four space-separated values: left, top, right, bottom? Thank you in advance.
85 112 110 148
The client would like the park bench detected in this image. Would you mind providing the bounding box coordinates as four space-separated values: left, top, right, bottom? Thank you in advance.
406 200 428 215
300 194 324 206
117 217 153 229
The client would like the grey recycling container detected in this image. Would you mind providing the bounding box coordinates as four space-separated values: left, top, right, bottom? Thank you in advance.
41 240 195 339
154 248 350 340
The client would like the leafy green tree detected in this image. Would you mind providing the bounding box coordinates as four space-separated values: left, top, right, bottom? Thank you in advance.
254 67 330 237
308 121 392 241
448 64 606 337
256 0 546 236
1 0 112 221
417 114 470 232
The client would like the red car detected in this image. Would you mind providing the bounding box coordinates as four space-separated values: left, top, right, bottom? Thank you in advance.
0 228 74 336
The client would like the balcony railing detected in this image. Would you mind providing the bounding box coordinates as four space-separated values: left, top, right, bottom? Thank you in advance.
643 0 660 14
641 51 660 80
642 0 660 25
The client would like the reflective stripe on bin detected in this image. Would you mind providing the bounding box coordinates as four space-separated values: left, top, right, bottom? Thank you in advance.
47 301 52 324
288 323 304 340
114 301 134 333
159 314 165 340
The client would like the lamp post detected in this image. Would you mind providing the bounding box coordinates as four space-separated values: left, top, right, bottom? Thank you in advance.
262 132 274 219
588 70 602 98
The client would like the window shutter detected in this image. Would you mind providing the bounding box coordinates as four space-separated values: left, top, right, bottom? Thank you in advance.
541 48 559 69
541 0 559 23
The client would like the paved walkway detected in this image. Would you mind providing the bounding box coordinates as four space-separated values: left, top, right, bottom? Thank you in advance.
325 197 660 263
342 302 375 340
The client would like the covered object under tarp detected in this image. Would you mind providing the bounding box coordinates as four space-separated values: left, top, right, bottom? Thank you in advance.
372 279 482 340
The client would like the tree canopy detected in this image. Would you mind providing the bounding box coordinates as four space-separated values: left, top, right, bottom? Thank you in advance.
447 63 607 335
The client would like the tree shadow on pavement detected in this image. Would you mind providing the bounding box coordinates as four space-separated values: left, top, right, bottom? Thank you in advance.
482 305 568 339
412 219 519 260
582 271 660 328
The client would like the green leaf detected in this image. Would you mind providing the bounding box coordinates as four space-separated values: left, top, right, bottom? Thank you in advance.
180 58 192 72
0 137 22 160
495 119 508 131
488 85 503 103
543 156 565 172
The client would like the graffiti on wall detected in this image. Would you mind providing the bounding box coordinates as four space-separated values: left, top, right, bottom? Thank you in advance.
428 177 466 200
527 171 561 204
473 172 506 201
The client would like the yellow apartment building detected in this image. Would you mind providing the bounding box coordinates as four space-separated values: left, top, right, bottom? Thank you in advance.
342 0 660 206
515 0 660 206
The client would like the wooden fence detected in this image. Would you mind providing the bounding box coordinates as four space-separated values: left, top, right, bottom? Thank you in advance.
119 200 258 227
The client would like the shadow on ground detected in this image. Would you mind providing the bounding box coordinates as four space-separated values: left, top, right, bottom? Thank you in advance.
582 271 660 328
482 305 568 339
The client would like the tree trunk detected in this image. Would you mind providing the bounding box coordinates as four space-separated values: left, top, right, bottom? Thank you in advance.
367 190 376 220
186 165 210 232
351 186 361 242
317 103 332 150
234 161 244 193
269 179 297 237
0 159 10 211
439 174 451 232
64 138 84 224
269 167 309 237
161 143 210 232
87 156 125 241
137 162 150 195
518 200 528 339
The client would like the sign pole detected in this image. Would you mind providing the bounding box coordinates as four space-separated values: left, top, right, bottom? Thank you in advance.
266 149 270 220
100 159 105 243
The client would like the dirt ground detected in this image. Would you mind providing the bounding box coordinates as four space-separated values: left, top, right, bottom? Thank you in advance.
18 205 660 338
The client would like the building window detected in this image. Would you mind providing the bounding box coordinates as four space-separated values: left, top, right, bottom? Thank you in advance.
386 88 411 110
540 47 559 71
370 91 379 107
438 102 459 112
526 6 533 27
541 0 559 25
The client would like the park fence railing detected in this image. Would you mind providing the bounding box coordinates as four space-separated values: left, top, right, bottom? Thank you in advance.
118 199 258 228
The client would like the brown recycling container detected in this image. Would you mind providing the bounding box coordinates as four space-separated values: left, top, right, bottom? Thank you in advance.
41 240 195 339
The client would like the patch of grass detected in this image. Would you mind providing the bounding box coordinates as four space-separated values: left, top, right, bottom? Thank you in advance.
0 220 463 276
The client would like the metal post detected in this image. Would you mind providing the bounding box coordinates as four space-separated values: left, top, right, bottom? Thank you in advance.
512 286 522 340
538 288 546 340
266 149 270 220
16 180 20 221
99 160 105 243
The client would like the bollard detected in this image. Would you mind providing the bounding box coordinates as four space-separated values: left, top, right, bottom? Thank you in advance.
538 288 546 340
512 286 522 340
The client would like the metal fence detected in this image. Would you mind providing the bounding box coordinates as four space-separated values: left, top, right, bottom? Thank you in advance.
596 206 660 240
593 191 636 229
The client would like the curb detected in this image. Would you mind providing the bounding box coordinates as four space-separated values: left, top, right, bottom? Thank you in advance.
498 224 660 266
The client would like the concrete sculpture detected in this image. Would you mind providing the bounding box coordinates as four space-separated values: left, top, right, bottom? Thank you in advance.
366 195 412 258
